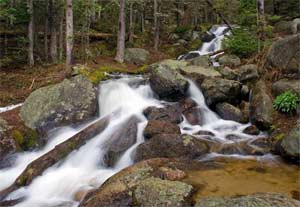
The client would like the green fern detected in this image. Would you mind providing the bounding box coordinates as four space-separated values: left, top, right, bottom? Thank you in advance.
273 91 300 113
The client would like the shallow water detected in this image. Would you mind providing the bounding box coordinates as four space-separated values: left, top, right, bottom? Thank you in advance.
185 156 300 200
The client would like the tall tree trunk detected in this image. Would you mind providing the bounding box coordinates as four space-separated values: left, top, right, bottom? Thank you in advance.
66 0 74 71
59 15 64 61
257 0 265 51
140 9 145 33
128 2 134 44
27 0 34 66
154 0 160 51
49 0 58 63
44 0 49 61
115 0 126 63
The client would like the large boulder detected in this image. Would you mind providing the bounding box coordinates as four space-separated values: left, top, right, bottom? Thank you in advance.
20 75 97 133
103 116 140 167
215 102 247 123
250 81 273 130
279 123 300 163
180 66 221 80
143 120 180 139
149 64 189 101
79 158 197 207
150 59 188 71
272 79 300 96
135 134 209 162
238 64 259 82
134 177 193 207
218 55 241 68
200 78 242 106
188 55 211 68
124 48 150 65
217 67 239 80
275 19 300 34
144 105 182 124
195 193 300 207
267 34 300 75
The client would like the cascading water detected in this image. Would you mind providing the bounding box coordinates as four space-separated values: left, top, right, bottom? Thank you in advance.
178 25 230 61
0 75 268 207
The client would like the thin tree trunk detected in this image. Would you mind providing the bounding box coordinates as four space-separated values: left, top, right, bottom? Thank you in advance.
49 0 58 63
115 0 126 63
27 0 34 66
128 2 134 44
257 0 265 52
141 9 145 33
66 0 74 71
59 15 64 61
154 0 160 51
44 0 49 61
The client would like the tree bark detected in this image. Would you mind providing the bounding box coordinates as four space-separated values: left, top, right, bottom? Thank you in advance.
44 0 49 61
115 0 126 63
257 0 266 51
49 0 58 63
66 0 74 71
59 15 64 61
128 1 134 44
154 0 160 51
27 0 34 66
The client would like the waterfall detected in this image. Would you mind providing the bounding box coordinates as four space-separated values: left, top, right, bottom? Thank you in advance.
178 25 230 61
0 76 265 206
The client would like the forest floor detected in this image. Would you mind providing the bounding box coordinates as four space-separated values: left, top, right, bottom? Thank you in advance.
0 48 167 107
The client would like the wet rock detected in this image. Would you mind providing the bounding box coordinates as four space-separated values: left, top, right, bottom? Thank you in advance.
239 101 250 123
218 54 241 68
103 116 140 167
135 134 209 162
241 85 250 97
0 118 16 161
217 67 239 80
200 78 242 106
149 64 189 101
144 105 182 124
194 130 215 137
195 193 300 207
0 116 109 200
238 64 259 82
144 120 180 139
279 123 300 163
243 125 260 135
188 55 211 68
124 48 150 65
134 177 193 207
272 79 300 96
250 81 273 130
179 98 202 125
267 34 300 76
20 75 97 133
215 102 247 123
200 32 216 42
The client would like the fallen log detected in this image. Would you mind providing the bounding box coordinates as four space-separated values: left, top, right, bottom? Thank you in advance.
0 116 109 201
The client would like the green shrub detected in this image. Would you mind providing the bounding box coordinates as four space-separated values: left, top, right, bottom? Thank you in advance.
174 25 191 34
273 91 300 113
224 28 257 58
267 15 281 25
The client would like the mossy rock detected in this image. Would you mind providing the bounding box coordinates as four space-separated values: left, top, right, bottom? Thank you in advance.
133 177 193 207
188 39 203 51
12 128 38 151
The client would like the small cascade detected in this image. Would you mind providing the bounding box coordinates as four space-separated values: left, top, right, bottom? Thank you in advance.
178 25 230 61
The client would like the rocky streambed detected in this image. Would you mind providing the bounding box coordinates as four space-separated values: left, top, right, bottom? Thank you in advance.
0 28 299 207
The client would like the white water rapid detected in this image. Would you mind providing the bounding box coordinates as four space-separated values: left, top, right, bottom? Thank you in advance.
178 25 230 62
0 75 267 207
